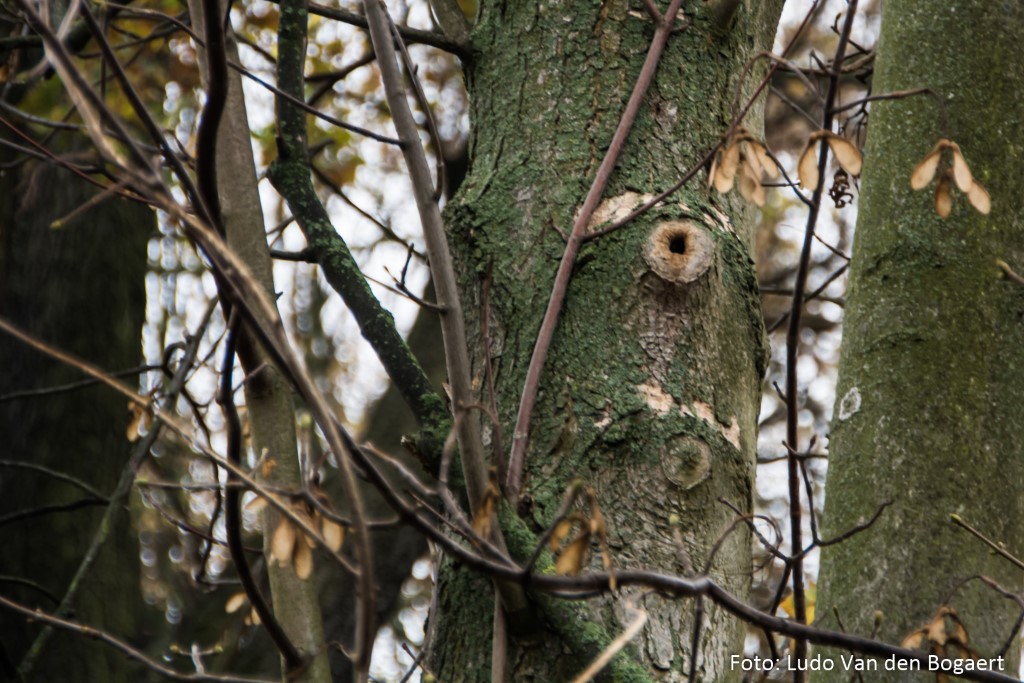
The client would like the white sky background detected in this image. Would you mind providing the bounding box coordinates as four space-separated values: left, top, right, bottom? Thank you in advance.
755 0 880 597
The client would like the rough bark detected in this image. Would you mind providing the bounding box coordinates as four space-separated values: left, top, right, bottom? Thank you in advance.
0 161 152 680
430 1 780 680
816 1 1024 678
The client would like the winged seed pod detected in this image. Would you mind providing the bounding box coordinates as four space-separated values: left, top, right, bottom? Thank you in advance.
797 130 863 190
909 139 990 217
935 175 954 218
269 504 322 580
709 129 779 207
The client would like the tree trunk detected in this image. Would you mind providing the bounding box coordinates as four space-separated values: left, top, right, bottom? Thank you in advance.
816 1 1024 677
431 2 780 680
187 1 332 678
0 161 152 680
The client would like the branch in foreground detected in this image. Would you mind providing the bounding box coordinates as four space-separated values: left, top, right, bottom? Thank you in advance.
0 594 277 683
359 0 487 515
2 314 1016 683
349 438 1021 683
782 4 860 664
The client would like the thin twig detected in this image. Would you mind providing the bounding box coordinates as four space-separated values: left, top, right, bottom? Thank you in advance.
831 87 934 115
951 514 1024 573
814 499 890 549
98 1 403 146
583 0 827 240
782 5 860 672
15 0 155 189
568 604 648 683
389 17 445 199
0 461 110 500
0 594 277 683
768 263 849 333
976 576 1024 659
0 576 60 604
0 499 108 527
305 1 469 56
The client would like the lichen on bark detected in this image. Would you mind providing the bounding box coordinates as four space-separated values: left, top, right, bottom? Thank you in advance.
816 2 1024 679
429 1 782 679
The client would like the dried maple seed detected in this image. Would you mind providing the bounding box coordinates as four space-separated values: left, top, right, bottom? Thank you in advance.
710 129 777 205
909 139 990 217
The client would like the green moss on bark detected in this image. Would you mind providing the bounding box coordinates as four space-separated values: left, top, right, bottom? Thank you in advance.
817 2 1024 679
431 0 781 679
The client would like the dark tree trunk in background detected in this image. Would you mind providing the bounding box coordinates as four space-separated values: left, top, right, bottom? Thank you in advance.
0 159 152 680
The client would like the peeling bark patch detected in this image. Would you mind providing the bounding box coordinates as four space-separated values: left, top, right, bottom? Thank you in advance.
584 191 655 228
690 400 715 423
705 204 734 234
838 387 862 421
637 380 673 415
682 401 742 449
659 435 711 490
644 220 715 285
636 384 740 449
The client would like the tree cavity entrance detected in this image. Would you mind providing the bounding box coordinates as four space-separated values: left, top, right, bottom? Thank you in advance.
644 220 714 284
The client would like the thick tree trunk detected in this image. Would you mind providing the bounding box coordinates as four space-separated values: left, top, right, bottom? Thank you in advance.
816 1 1024 678
0 161 152 680
431 2 780 680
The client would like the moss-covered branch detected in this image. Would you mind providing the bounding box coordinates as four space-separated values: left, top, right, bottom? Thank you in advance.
266 3 448 456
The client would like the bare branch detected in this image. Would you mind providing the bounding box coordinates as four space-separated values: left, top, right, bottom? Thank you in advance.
360 0 486 513
782 3 860 669
0 594 278 683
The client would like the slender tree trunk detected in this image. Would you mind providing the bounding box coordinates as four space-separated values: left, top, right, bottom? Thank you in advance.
187 2 332 679
816 1 1024 677
431 2 780 679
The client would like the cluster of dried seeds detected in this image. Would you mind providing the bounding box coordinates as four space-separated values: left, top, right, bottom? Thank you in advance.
910 139 990 217
708 128 779 207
